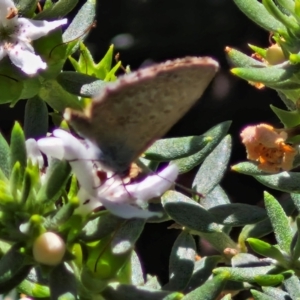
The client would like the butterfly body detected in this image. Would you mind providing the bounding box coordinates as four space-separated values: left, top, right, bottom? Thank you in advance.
64 56 219 174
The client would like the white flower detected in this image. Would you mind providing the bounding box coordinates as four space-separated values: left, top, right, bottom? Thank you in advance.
0 0 67 75
37 130 179 219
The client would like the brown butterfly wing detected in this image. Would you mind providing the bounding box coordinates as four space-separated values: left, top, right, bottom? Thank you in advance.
65 56 219 173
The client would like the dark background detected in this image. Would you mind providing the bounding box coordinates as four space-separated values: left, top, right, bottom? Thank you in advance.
1 0 288 292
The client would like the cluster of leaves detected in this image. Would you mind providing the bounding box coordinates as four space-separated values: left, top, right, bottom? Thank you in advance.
4 0 300 299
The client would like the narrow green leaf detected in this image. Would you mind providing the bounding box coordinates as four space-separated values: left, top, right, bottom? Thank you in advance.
184 256 221 293
131 251 144 286
213 265 281 284
270 105 300 128
0 133 10 178
49 263 77 300
145 135 211 161
10 122 26 176
247 238 287 265
39 79 83 112
208 204 267 226
233 0 285 32
14 0 37 17
182 272 229 300
254 274 285 286
291 217 300 261
102 283 179 300
262 0 299 32
264 192 293 253
36 159 71 203
232 161 269 176
57 71 106 97
24 96 48 139
34 0 79 20
251 289 277 300
95 44 115 79
231 63 298 84
255 172 300 193
163 231 196 291
63 0 96 55
262 286 292 299
248 44 267 59
226 47 265 67
173 121 231 173
283 275 300 299
162 191 221 233
111 219 145 254
80 213 125 242
192 135 231 196
18 279 50 298
200 185 230 210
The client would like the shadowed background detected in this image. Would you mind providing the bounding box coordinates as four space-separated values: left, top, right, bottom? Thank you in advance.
0 0 287 290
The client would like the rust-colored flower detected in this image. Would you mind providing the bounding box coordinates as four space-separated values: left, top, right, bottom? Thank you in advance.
240 124 297 173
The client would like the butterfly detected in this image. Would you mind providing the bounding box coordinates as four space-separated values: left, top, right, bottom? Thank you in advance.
64 56 219 175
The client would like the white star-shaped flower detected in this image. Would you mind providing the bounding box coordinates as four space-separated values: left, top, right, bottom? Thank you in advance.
37 129 179 219
0 0 67 75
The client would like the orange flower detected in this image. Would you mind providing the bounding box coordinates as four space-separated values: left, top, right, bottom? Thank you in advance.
240 124 297 173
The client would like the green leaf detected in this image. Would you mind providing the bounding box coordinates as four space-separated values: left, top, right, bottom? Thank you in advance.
14 0 37 17
102 283 180 300
49 263 77 300
231 63 298 84
248 44 267 59
63 0 96 55
0 74 23 104
208 204 267 226
0 133 10 178
270 105 300 128
192 135 231 196
34 0 79 20
200 185 230 210
262 286 291 299
182 272 229 300
18 279 50 298
238 196 295 251
95 44 115 79
57 71 106 97
24 96 48 139
262 0 299 32
162 191 221 233
254 274 285 286
247 238 287 265
163 231 196 291
183 256 221 293
36 159 71 203
131 251 144 286
80 213 125 242
111 219 145 254
226 47 265 67
0 244 32 293
213 265 282 284
255 172 300 193
233 0 286 32
264 192 293 253
251 289 277 300
232 161 270 176
291 217 300 261
173 121 231 173
10 122 26 177
283 275 300 299
145 135 211 161
39 79 83 112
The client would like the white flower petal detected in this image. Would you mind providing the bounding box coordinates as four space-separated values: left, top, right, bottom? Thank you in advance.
126 164 179 202
37 137 65 160
17 18 68 41
7 42 46 75
26 139 44 168
0 0 16 21
75 188 101 215
99 197 162 219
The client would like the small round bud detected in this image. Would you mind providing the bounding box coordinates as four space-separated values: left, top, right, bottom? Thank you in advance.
33 232 66 266
266 44 286 65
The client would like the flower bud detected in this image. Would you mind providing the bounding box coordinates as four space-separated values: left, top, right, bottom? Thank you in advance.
265 44 286 65
33 232 66 266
